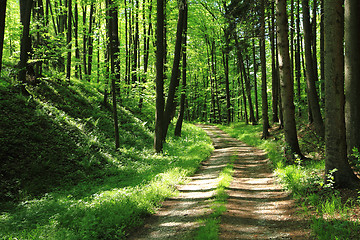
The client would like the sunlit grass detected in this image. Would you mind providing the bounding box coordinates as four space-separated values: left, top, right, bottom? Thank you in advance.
0 78 213 239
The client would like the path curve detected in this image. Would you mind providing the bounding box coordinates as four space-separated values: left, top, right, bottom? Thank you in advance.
128 125 310 239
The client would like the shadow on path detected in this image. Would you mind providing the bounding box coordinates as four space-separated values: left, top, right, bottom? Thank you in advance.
128 125 311 240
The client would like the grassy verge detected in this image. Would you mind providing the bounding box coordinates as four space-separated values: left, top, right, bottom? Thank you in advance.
194 156 235 240
0 78 213 239
219 122 360 240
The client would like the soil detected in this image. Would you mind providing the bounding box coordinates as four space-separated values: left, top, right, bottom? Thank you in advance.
128 125 312 239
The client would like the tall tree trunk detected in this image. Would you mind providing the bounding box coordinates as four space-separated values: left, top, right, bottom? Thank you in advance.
295 0 302 116
66 0 72 81
302 0 325 138
270 1 279 123
345 0 360 161
260 0 270 138
87 4 95 77
276 0 304 159
320 0 325 102
312 0 319 85
242 52 256 124
107 0 120 150
82 6 87 77
252 38 259 122
154 0 165 152
174 2 187 137
18 0 34 84
0 0 7 75
74 2 81 79
223 49 231 124
163 0 186 139
324 0 359 187
132 0 139 85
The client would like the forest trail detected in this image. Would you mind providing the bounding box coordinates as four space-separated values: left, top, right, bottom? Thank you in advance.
128 125 311 239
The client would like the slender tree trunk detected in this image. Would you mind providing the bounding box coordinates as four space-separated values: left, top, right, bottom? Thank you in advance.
270 1 279 123
242 52 256 124
87 4 95 77
295 0 302 116
18 0 34 84
320 0 325 103
276 0 304 159
107 0 120 150
252 38 259 122
82 5 87 77
260 0 269 138
163 0 186 139
154 0 165 152
74 2 81 79
66 0 72 81
175 2 187 137
302 0 325 138
223 49 231 124
312 0 319 85
345 0 360 161
0 0 7 75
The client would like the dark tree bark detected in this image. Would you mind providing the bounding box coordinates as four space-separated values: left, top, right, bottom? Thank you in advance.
260 0 269 138
131 0 139 85
174 2 187 137
320 0 325 102
74 1 81 79
324 0 359 187
162 0 187 139
252 38 259 122
295 0 302 116
312 0 319 84
276 0 304 159
18 0 34 84
139 0 152 110
82 6 87 77
302 0 325 138
345 0 360 161
154 0 165 152
66 0 72 81
107 0 120 150
223 47 231 124
87 3 95 77
242 52 256 125
270 1 279 123
0 0 7 75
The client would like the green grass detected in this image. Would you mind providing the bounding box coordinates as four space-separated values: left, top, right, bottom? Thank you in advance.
0 78 213 239
219 122 360 240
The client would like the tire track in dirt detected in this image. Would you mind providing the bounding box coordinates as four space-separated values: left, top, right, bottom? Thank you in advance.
128 125 311 239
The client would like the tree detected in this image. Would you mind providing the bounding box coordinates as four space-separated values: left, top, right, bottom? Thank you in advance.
0 0 6 75
154 0 166 152
345 0 360 159
302 0 324 138
276 0 304 159
260 0 269 139
324 0 359 187
174 2 188 137
107 0 120 150
162 0 187 140
66 0 72 81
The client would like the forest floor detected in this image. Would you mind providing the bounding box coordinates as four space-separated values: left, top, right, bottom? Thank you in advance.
128 125 312 239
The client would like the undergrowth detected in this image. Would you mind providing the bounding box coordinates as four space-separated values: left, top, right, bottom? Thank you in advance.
0 78 213 239
219 122 360 240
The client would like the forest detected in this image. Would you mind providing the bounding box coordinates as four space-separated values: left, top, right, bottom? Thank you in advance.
1 0 360 239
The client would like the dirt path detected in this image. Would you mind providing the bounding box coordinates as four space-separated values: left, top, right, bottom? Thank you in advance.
128 125 311 239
